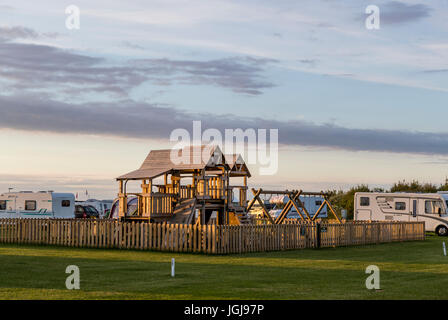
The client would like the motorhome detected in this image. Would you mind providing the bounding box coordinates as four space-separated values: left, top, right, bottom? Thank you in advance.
437 191 448 208
354 192 448 236
0 191 75 218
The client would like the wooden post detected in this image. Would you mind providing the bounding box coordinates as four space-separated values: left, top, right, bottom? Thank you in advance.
118 180 127 219
241 176 248 207
148 179 153 217
316 222 321 249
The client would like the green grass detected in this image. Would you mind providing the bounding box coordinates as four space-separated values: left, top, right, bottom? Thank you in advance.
0 235 447 300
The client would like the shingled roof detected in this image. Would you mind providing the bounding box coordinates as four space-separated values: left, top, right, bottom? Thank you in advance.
117 145 229 180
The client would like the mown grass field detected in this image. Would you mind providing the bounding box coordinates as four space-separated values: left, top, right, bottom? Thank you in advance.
0 235 447 300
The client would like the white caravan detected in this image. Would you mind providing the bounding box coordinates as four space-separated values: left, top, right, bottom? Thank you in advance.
354 192 448 236
0 191 75 218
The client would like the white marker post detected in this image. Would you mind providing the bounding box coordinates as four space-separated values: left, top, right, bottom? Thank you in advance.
443 242 447 256
171 258 175 277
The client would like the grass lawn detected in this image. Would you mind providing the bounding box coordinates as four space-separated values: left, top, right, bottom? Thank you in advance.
0 235 447 300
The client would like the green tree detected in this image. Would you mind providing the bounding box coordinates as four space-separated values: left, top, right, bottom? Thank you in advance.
438 180 448 191
390 180 437 193
327 185 370 220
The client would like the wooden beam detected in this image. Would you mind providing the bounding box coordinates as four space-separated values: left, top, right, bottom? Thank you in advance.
275 190 304 224
246 188 262 212
295 196 312 220
257 190 292 195
311 200 326 221
325 197 342 223
254 196 275 224
274 193 293 224
288 191 307 221
301 191 329 196
247 188 274 224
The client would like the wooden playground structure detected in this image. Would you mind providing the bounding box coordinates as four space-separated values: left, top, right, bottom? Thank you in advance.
0 146 426 255
116 145 341 225
0 146 427 256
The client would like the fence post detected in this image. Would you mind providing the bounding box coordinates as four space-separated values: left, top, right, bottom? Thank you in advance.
316 222 321 249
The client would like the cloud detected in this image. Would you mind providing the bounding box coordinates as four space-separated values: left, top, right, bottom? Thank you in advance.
135 56 277 95
121 41 145 50
322 73 354 78
2 93 448 156
298 59 318 67
0 26 39 40
421 69 448 74
0 5 13 10
0 39 137 96
0 29 276 96
379 1 432 25
0 26 60 41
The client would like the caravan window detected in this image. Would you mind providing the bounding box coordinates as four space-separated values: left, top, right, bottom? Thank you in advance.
315 200 322 206
395 202 406 210
425 200 444 214
61 200 71 207
360 197 370 206
0 200 6 210
25 200 36 211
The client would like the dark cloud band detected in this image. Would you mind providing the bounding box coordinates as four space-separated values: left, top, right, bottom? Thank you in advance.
1 94 448 155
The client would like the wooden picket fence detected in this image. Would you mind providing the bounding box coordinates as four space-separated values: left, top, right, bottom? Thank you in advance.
0 219 424 254
318 221 425 247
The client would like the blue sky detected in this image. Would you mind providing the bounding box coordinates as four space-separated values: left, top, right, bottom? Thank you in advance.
0 0 448 198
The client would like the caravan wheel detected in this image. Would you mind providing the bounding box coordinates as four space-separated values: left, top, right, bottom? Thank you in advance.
436 225 448 237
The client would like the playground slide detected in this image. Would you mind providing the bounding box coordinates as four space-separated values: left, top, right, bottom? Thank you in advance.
169 199 196 224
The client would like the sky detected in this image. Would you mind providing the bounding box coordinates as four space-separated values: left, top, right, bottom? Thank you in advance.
0 0 448 199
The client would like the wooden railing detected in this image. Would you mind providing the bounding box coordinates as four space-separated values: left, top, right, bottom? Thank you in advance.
0 219 425 254
148 193 174 216
156 184 179 195
179 185 195 199
155 178 225 200
197 177 224 199
125 193 175 217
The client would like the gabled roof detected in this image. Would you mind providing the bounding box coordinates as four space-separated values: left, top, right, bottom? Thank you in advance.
116 168 170 180
117 145 228 180
225 154 251 177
